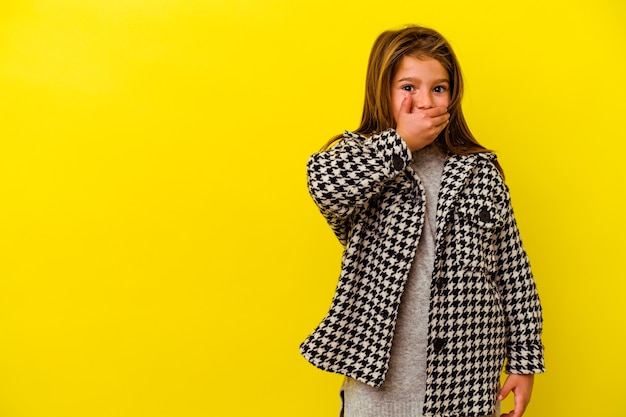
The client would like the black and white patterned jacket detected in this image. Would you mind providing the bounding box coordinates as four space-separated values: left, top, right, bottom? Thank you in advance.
300 129 545 417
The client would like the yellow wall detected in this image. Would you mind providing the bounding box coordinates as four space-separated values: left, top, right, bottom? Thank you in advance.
0 0 624 416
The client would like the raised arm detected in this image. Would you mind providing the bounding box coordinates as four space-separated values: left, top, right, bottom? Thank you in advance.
306 129 412 244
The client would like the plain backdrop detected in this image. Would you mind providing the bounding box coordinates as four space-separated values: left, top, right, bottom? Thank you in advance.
0 0 624 416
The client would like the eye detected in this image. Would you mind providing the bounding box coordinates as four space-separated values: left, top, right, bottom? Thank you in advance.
401 85 414 92
434 85 447 93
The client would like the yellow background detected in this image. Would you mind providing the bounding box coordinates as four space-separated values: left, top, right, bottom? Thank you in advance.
1 0 624 416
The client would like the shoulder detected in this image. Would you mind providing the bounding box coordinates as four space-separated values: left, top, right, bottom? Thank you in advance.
448 152 502 176
447 152 508 197
477 152 504 178
308 131 365 162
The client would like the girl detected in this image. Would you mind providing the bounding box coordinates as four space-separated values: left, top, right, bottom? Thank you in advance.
300 26 545 417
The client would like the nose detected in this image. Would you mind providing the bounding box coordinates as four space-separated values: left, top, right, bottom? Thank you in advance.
415 90 434 109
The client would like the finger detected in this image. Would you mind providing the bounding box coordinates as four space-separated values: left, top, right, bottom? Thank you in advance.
512 390 528 417
423 106 449 117
497 379 513 402
508 406 523 417
399 93 412 114
432 113 450 128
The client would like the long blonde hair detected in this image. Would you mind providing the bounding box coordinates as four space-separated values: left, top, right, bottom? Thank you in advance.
324 25 502 174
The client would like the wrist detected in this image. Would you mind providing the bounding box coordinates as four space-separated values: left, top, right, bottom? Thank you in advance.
395 129 420 152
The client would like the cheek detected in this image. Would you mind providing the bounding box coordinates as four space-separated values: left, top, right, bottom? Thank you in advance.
437 94 451 108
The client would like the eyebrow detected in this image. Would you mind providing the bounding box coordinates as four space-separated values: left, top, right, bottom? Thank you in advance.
396 77 450 84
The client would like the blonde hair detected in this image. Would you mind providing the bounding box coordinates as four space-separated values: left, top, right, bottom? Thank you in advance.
324 25 502 174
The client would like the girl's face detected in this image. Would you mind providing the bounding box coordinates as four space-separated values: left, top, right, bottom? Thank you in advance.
391 55 451 122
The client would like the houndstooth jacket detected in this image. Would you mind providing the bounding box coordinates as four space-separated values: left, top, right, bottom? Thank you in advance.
300 129 545 417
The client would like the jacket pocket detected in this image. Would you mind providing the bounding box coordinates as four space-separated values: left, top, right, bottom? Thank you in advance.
455 195 503 229
450 195 504 272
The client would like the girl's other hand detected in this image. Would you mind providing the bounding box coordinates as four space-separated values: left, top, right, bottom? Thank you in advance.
395 93 449 152
498 374 535 417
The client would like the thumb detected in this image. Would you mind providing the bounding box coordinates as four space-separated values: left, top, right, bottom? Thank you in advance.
497 378 514 402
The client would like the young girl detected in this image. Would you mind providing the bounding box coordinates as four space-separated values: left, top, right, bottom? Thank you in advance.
300 26 545 417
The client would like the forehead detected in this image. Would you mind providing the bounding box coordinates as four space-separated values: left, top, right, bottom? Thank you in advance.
394 56 449 80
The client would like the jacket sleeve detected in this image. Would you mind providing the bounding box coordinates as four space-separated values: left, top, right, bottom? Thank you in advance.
306 129 412 245
494 186 546 375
